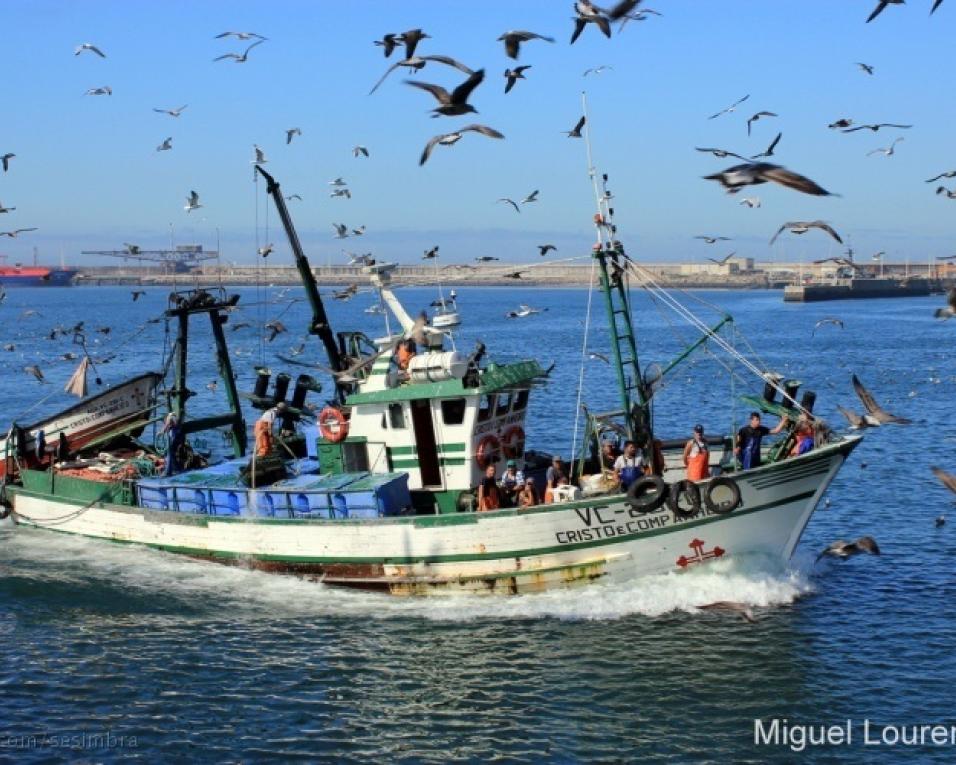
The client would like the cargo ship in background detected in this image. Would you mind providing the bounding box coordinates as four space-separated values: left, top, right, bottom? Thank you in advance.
0 252 77 286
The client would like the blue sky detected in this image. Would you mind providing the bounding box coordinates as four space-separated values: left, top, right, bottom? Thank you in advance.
0 1 953 267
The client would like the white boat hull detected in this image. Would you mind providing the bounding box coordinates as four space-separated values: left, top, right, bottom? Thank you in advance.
9 437 859 595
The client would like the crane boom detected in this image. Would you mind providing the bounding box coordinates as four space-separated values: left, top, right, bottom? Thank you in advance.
254 164 348 404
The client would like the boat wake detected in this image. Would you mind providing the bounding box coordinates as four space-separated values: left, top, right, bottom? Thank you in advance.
1 527 814 623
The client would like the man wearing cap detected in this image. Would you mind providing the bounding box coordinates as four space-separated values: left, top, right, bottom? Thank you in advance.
255 402 288 457
613 440 646 491
545 455 569 502
683 424 711 481
735 411 788 471
498 459 525 507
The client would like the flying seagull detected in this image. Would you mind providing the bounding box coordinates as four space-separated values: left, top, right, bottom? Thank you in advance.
285 194 302 201
837 405 876 430
933 287 956 319
184 190 202 213
215 31 266 40
285 127 302 145
937 186 956 199
0 228 38 238
475 256 500 262
817 536 880 562
329 177 347 186
252 144 267 164
708 94 750 120
852 373 911 424
75 43 106 57
405 68 485 117
368 54 475 95
504 66 531 94
925 170 956 183
812 317 845 335
24 365 45 383
353 145 369 158
842 122 912 132
931 466 956 494
538 244 557 255
264 320 287 342
769 220 843 246
746 111 777 136
156 137 172 152
0 202 16 213
931 0 945 13
866 0 905 23
330 188 351 199
332 223 349 239
521 190 539 204
397 28 431 60
84 86 112 96
498 30 555 59
419 124 504 166
583 65 613 76
131 290 146 301
503 271 526 280
706 252 737 265
856 62 875 75
564 115 586 138
373 33 401 57
695 147 748 161
213 39 264 63
422 246 439 260
695 236 731 246
828 118 853 129
739 197 761 208
751 132 782 159
1 153 14 172
258 244 274 258
571 1 612 44
704 162 835 196
497 198 521 214
867 137 904 157
153 105 187 117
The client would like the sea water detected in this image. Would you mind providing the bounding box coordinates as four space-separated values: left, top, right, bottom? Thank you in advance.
1 284 954 763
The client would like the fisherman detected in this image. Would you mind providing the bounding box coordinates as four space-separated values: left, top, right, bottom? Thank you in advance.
683 424 711 481
613 440 646 491
518 478 538 508
600 438 620 471
545 455 568 503
160 412 182 476
255 402 287 457
735 411 789 470
397 339 416 371
790 415 815 457
56 432 70 463
477 463 500 511
34 429 46 465
498 459 525 506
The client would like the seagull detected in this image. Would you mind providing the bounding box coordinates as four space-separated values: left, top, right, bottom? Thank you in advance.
352 226 366 236
0 228 38 238
353 145 369 158
521 190 540 204
571 1 612 44
215 31 267 40
475 256 500 262
769 221 843 246
538 244 557 255
1 153 14 172
285 194 302 201
252 144 268 164
84 86 112 96
206 381 218 393
707 252 737 265
842 122 912 132
866 0 905 23
368 54 474 95
332 223 349 239
704 162 835 196
746 111 777 136
504 66 531 94
816 536 880 562
498 30 555 59
184 190 202 213
405 68 484 117
588 351 610 364
156 137 173 152
347 252 374 266
937 186 956 199
264 320 287 342
708 94 750 120
694 235 731 244
373 33 401 57
867 137 904 157
419 124 504 166
932 466 956 494
513 304 543 317
422 246 439 260
503 271 526 280
497 198 521 214
0 202 16 213
750 132 782 159
289 342 306 357
24 365 45 382
926 170 956 182
933 287 956 319
812 317 844 335
213 39 264 63
695 147 748 160
583 65 614 76
828 118 854 129
396 28 430 60
124 243 141 255
329 177 347 186
852 373 911 424
258 244 274 258
153 105 187 117
931 0 945 13
856 62 875 75
618 7 663 27
697 602 756 623
131 290 146 301
75 42 106 58
330 189 351 199
564 115 586 138
331 285 358 301
739 197 761 208
285 127 302 145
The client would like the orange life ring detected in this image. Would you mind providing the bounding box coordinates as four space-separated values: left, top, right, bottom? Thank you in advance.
501 425 526 460
318 407 349 443
475 434 501 470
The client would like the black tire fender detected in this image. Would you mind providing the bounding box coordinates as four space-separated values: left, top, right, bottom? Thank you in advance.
626 475 668 514
704 476 741 515
666 479 702 519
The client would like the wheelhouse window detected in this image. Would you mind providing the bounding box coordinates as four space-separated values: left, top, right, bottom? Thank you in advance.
477 394 495 422
495 391 513 417
513 389 530 411
441 398 466 426
388 402 406 429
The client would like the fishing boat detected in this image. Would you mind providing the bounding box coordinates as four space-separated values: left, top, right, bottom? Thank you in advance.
1 163 861 596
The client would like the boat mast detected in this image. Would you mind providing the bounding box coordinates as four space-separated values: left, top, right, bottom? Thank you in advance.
581 92 651 444
254 165 348 405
